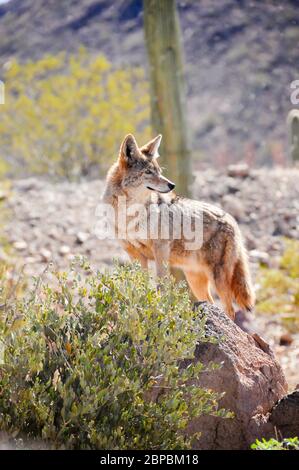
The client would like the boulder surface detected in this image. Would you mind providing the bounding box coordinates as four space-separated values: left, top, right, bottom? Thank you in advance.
270 390 299 438
188 303 288 450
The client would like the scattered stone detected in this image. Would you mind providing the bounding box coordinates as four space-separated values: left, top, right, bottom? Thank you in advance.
244 233 257 250
40 249 52 262
227 163 250 178
0 190 7 201
226 177 240 194
59 245 71 256
269 240 282 252
249 249 270 266
249 212 258 221
222 195 245 221
13 240 28 251
76 231 89 244
48 227 60 239
14 178 42 192
279 333 293 347
24 256 39 264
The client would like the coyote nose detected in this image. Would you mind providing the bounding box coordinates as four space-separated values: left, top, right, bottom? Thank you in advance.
168 182 175 190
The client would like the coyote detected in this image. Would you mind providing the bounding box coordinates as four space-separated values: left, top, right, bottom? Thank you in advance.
102 134 255 320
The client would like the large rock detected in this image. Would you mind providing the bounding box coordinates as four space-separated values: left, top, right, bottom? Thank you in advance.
187 303 287 450
270 391 299 438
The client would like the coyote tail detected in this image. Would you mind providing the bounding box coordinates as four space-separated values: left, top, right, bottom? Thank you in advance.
231 251 255 312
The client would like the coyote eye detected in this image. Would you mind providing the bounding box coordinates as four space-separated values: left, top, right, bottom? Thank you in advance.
145 169 152 175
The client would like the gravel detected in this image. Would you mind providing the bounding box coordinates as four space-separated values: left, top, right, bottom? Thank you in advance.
1 166 299 388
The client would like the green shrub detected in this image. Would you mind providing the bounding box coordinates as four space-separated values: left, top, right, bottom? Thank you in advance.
0 260 229 449
251 437 299 451
256 239 299 331
0 49 150 179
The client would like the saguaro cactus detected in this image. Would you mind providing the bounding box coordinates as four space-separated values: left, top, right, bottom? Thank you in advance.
143 0 191 196
287 109 299 163
0 80 4 105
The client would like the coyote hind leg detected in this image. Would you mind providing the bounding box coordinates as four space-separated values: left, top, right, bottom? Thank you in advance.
214 279 235 320
184 271 214 303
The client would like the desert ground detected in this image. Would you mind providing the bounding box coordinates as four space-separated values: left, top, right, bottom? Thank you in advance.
1 165 298 389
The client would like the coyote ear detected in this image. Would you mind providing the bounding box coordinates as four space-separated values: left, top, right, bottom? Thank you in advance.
140 134 162 159
120 134 139 164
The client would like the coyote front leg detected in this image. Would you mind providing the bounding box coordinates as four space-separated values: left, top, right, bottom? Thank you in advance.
123 242 148 269
153 241 170 279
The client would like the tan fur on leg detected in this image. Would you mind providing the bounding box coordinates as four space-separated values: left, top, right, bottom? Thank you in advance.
184 271 214 303
124 243 148 269
215 286 235 320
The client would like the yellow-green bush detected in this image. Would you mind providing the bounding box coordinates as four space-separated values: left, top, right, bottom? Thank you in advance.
256 239 299 330
0 49 150 178
0 260 230 449
251 437 299 450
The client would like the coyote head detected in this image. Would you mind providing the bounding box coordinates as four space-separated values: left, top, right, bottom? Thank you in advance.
117 134 175 195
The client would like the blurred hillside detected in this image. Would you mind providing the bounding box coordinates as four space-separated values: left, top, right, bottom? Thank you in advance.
0 0 299 165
